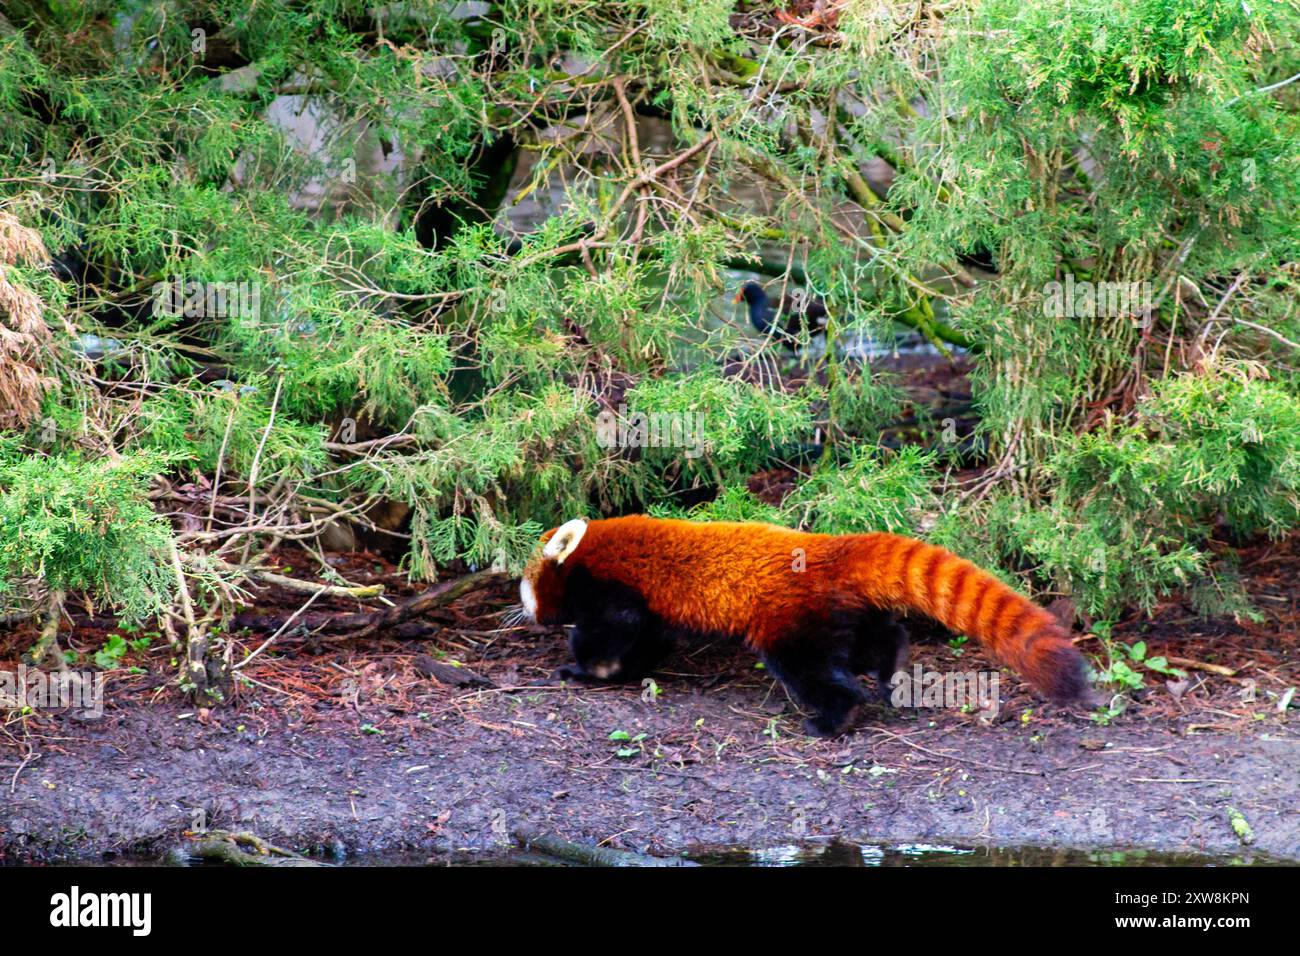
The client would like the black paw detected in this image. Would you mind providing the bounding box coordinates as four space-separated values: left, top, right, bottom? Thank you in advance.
872 672 897 706
553 664 601 684
801 715 851 738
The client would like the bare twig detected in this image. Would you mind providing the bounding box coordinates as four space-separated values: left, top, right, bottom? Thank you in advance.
349 570 500 640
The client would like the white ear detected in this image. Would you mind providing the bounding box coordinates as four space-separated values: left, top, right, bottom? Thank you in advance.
542 518 588 564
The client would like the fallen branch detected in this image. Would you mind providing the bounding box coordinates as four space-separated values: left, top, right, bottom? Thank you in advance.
348 570 501 640
198 555 385 600
245 567 384 600
232 572 503 640
1166 656 1238 678
168 830 327 867
232 608 431 635
0 609 37 630
513 826 696 867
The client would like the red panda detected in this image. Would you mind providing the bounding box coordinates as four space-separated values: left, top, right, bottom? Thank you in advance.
520 515 1090 736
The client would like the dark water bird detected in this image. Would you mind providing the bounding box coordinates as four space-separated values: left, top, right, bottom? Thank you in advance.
734 281 828 352
956 243 999 274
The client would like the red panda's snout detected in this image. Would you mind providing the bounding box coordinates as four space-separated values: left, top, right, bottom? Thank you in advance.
519 561 546 622
519 554 570 624
520 517 589 624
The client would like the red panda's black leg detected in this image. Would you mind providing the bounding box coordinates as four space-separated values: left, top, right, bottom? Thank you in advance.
848 611 910 705
557 573 676 684
762 635 867 737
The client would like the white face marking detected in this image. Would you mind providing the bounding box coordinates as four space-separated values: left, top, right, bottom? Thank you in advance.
542 518 588 564
519 578 537 620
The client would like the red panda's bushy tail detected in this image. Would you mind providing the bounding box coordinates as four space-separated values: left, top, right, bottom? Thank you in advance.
853 534 1090 703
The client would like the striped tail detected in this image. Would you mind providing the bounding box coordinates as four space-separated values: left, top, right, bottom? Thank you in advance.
854 534 1089 703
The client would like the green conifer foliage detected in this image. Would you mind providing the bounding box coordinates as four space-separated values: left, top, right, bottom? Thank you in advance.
0 0 1296 678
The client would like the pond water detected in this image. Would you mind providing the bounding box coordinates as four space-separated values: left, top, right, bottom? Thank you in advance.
682 841 1283 867
48 838 1285 868
344 840 1283 868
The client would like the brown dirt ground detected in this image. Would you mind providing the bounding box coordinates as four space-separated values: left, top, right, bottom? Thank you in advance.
2 530 1297 865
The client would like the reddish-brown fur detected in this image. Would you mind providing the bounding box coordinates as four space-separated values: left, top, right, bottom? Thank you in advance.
525 515 1087 702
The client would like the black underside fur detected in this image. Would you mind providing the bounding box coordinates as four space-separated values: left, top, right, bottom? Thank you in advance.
555 567 909 737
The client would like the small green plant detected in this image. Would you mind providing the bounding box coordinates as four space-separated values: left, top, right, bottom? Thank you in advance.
93 635 133 670
1126 641 1184 679
608 729 647 758
1091 635 1186 724
1096 638 1187 691
1090 695 1129 726
1226 807 1255 845
1098 657 1145 692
